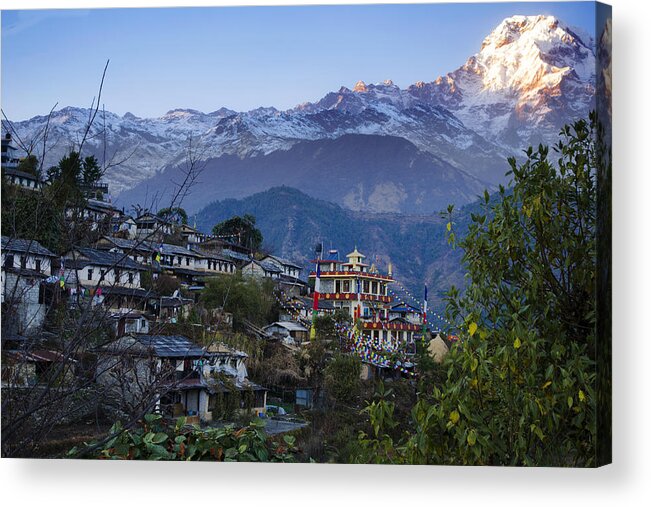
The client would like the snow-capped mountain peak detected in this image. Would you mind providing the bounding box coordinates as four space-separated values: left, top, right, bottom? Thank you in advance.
476 14 594 92
3 14 596 196
353 80 368 93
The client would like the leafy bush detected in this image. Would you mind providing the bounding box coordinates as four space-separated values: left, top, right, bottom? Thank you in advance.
70 413 297 462
356 115 604 467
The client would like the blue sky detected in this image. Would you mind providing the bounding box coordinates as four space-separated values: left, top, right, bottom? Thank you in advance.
1 2 596 120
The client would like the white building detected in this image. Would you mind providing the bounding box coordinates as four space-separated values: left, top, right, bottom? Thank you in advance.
260 255 303 279
2 168 43 191
1 133 19 169
1 236 56 335
63 247 144 290
241 259 282 280
96 335 266 423
263 320 309 344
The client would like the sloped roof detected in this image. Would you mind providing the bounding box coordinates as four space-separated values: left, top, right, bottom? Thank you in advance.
346 247 366 259
132 334 206 358
263 255 303 270
5 349 68 363
257 259 283 273
390 303 421 313
264 321 308 333
64 247 146 271
160 243 204 258
207 342 248 358
278 273 308 285
295 296 334 310
222 249 251 262
97 236 156 254
86 199 118 214
190 246 232 262
3 168 40 181
2 236 56 257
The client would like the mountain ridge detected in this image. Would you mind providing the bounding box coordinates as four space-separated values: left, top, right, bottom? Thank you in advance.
117 133 496 215
3 14 595 195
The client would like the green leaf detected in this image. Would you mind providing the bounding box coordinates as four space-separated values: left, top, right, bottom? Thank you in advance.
468 322 478 337
151 432 168 444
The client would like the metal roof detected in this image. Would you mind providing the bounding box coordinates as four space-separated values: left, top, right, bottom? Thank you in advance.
189 246 232 262
1 236 56 257
254 260 283 273
222 249 251 262
262 255 303 270
160 243 204 258
97 236 156 254
132 334 206 358
85 199 118 213
264 321 308 332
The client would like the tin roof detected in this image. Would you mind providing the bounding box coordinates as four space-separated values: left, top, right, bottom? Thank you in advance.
132 334 206 358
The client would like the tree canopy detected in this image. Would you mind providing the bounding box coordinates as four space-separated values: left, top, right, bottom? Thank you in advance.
157 206 188 225
201 272 276 330
212 214 263 251
46 151 102 187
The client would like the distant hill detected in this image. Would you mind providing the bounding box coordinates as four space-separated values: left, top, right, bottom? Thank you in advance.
195 186 479 314
118 134 494 215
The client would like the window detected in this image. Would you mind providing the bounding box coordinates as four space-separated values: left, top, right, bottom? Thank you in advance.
128 272 134 284
20 256 27 269
35 259 41 273
100 269 105 281
87 268 93 281
4 254 14 268
114 268 121 282
185 257 190 266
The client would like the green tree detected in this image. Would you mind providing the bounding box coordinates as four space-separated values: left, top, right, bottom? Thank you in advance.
201 272 274 330
212 214 263 251
157 206 188 225
325 353 362 405
46 151 101 186
357 115 604 467
17 154 39 177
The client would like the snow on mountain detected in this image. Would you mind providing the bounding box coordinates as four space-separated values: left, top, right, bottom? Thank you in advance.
2 15 596 195
406 15 596 148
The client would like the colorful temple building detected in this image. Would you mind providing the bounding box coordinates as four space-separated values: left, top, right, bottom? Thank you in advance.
309 248 422 348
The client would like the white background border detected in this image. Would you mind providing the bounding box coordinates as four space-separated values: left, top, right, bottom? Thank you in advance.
1 0 649 505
